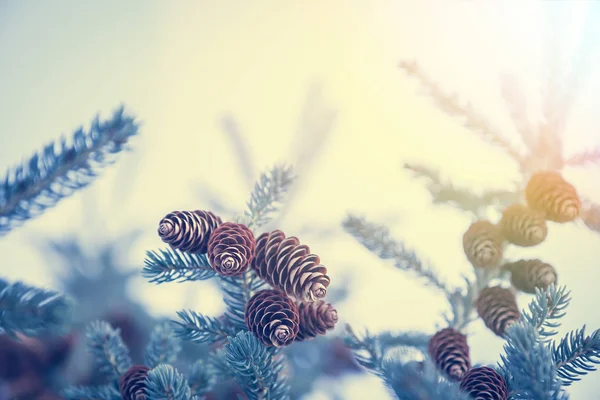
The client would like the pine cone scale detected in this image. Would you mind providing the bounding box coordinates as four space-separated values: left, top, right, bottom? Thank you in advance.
207 222 256 276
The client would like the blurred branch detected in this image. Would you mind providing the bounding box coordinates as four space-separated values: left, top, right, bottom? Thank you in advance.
218 114 256 191
173 311 234 344
553 326 600 387
85 320 132 380
564 147 600 168
62 384 121 400
499 73 537 151
145 322 182 368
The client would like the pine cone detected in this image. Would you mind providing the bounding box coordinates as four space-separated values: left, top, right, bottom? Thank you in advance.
504 259 557 294
295 301 338 342
428 328 470 381
119 365 150 400
525 171 581 223
252 230 330 301
245 290 299 347
476 286 520 337
207 222 256 276
459 366 508 400
499 204 547 247
158 210 222 254
463 220 504 269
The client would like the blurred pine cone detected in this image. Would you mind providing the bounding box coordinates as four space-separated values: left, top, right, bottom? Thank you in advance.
252 230 330 301
158 210 222 253
525 171 581 223
476 286 520 337
504 259 557 294
245 290 299 347
463 220 504 269
119 365 150 400
459 366 508 400
207 222 256 276
427 328 470 381
295 300 338 341
499 204 547 247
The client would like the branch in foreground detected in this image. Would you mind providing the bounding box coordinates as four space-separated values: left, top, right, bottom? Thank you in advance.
0 105 139 236
520 284 571 340
342 214 450 293
499 73 537 152
85 320 132 380
143 248 216 284
62 384 121 400
0 278 72 337
553 326 600 387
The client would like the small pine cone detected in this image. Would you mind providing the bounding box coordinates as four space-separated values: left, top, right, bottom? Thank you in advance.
499 204 548 247
459 366 508 400
504 259 557 294
252 230 330 301
476 286 520 337
428 328 470 381
463 220 504 269
207 222 256 276
245 290 299 347
119 365 150 400
525 171 581 223
295 300 338 342
158 210 222 254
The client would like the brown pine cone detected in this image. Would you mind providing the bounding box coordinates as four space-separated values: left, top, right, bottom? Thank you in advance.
459 366 508 400
463 220 504 269
525 171 581 223
476 286 520 337
119 365 150 400
158 210 222 253
504 259 557 294
207 222 256 276
499 204 547 247
295 301 338 342
252 230 330 302
245 290 299 347
428 328 470 381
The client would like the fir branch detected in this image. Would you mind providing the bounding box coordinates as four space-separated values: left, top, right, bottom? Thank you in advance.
143 248 216 284
173 310 234 344
145 322 182 368
62 384 121 400
235 164 295 229
85 320 132 379
224 331 290 400
499 73 537 152
145 364 192 400
552 326 600 387
219 270 269 332
342 214 449 293
187 359 214 397
399 60 523 164
0 278 73 337
564 147 600 167
520 284 571 340
0 105 139 236
219 115 256 190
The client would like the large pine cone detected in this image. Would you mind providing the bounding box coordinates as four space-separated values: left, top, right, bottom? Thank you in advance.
295 300 338 342
158 210 222 254
207 222 256 276
525 171 581 223
504 259 557 294
499 204 547 247
252 230 330 302
459 366 508 400
428 328 470 381
119 365 150 400
245 290 299 347
463 220 504 269
476 286 520 337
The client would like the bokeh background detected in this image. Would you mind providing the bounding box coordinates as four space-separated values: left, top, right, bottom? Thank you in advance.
1 1 599 398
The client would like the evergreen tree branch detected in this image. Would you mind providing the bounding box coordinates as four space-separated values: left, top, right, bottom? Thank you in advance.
0 105 139 236
342 214 450 294
145 364 192 400
521 284 571 341
173 310 235 344
552 326 600 387
399 60 523 164
145 322 182 368
0 278 73 337
224 331 290 400
499 73 537 152
564 147 600 168
218 115 256 190
62 384 121 400
343 325 385 375
85 320 132 380
187 359 214 397
143 248 216 284
219 271 269 332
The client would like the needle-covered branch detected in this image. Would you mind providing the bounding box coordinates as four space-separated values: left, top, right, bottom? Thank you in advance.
143 248 216 284
553 326 600 387
145 322 182 368
85 320 132 380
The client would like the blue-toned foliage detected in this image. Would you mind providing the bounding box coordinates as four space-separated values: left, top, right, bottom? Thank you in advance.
552 326 600 386
521 284 571 340
186 359 214 397
219 271 268 332
62 384 121 400
145 322 183 368
224 331 289 400
145 364 192 400
143 248 216 284
0 105 139 236
0 278 72 337
86 320 132 379
173 310 234 344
